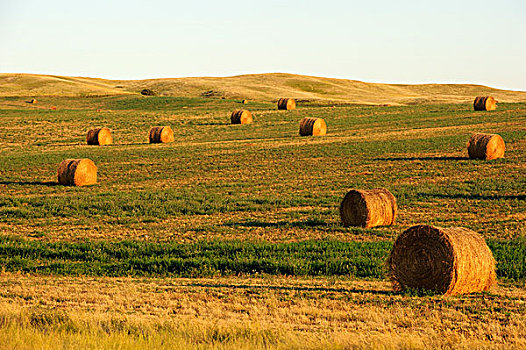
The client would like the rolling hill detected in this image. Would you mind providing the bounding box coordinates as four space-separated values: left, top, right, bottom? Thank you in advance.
1 72 526 105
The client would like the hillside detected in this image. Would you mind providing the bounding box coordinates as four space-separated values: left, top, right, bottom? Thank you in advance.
2 72 526 105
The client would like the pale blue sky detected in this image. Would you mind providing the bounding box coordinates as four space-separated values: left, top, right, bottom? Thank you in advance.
1 0 525 90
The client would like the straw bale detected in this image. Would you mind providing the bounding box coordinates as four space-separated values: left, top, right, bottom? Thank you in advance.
57 159 97 186
149 126 174 143
277 98 296 110
230 109 253 124
474 96 497 111
141 89 155 96
340 188 397 228
467 133 505 160
299 117 326 136
388 225 496 295
87 127 112 146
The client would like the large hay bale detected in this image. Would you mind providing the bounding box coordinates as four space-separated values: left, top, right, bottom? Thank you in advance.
388 225 496 296
467 133 505 160
149 126 174 143
57 159 97 186
230 109 253 124
87 127 113 146
473 96 497 111
340 188 397 228
277 98 296 110
242 99 248 104
299 117 326 136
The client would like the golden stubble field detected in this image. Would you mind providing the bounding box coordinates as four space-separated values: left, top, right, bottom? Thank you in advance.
1 274 525 349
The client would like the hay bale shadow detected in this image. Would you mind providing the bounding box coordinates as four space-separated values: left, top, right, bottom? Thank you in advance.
374 156 466 161
0 181 58 187
223 219 328 229
418 193 525 201
185 282 394 296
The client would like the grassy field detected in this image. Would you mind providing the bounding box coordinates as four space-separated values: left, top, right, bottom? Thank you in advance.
0 90 525 348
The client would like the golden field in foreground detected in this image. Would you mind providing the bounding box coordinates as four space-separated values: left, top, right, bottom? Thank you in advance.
0 274 525 349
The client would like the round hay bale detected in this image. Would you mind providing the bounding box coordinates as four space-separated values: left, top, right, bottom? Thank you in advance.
57 159 97 186
87 127 113 146
473 96 497 111
50 106 57 110
230 109 253 124
340 188 397 228
149 126 174 143
30 99 37 104
242 99 248 104
467 133 505 160
141 89 155 96
277 98 296 110
299 117 326 136
388 225 496 296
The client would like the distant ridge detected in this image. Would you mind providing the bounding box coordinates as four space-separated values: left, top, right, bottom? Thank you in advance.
1 72 526 105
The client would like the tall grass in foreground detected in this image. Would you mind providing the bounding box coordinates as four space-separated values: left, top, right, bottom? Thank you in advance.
0 297 524 350
0 237 524 283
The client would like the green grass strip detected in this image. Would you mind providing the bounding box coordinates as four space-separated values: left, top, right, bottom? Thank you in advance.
0 237 524 282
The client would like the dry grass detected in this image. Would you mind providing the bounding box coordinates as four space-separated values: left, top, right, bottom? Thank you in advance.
0 274 524 349
2 73 526 105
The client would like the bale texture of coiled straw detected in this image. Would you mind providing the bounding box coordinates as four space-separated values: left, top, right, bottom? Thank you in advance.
473 96 497 111
87 127 113 146
230 109 253 124
57 159 97 186
467 133 505 160
299 117 327 136
339 188 397 228
388 225 496 296
149 126 174 143
277 98 296 110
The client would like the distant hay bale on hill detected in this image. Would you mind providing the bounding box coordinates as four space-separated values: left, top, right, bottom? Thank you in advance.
230 109 253 124
388 225 496 296
57 159 97 186
467 133 505 160
149 126 174 143
277 98 296 110
242 99 248 104
340 188 397 228
87 127 112 146
299 117 326 136
473 96 496 111
140 89 155 96
30 99 37 104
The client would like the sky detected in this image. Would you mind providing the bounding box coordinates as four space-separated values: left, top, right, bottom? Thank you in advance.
1 0 525 90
